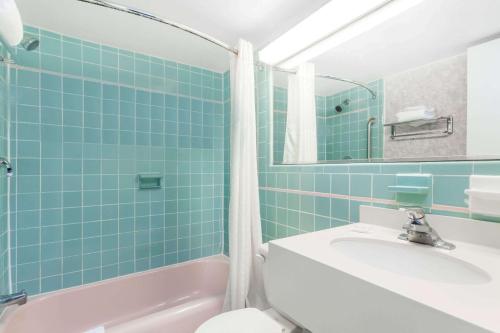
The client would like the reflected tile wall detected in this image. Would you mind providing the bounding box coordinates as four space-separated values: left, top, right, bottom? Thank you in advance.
272 81 383 163
324 81 384 161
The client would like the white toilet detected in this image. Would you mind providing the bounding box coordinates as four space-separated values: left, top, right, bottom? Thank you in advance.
195 245 301 333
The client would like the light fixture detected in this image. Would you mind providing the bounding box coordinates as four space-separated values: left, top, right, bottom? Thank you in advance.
259 0 424 69
258 0 391 66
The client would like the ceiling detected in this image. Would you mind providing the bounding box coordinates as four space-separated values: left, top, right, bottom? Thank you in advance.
14 0 500 91
15 0 330 72
275 0 500 95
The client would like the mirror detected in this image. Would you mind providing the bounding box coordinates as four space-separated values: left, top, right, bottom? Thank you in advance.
271 0 500 164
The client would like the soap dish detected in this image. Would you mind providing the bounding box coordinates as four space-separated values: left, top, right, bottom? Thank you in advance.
387 174 432 196
137 174 162 189
387 185 430 194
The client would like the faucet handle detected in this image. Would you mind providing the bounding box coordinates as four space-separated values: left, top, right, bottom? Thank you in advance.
400 207 432 233
400 207 425 222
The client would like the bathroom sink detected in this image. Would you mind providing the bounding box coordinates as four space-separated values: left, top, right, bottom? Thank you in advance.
330 238 490 285
265 206 500 333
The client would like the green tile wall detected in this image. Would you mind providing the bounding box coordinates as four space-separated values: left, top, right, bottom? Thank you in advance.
9 26 224 295
0 45 10 294
256 66 500 242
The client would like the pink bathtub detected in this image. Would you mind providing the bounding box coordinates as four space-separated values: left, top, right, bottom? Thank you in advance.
0 256 228 333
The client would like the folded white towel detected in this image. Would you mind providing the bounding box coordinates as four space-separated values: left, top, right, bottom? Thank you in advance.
0 0 23 47
396 106 436 123
402 105 429 113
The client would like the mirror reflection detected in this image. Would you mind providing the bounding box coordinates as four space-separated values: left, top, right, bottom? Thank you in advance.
271 0 500 164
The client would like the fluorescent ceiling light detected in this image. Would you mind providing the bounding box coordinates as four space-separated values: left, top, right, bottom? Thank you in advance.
258 0 391 65
280 0 424 69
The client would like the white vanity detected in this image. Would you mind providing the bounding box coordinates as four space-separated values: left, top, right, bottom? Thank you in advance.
266 206 500 333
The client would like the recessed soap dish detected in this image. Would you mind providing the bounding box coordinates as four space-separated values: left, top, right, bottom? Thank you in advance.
137 174 162 189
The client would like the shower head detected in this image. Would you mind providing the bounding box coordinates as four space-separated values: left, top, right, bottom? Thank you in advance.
335 99 350 113
20 36 39 51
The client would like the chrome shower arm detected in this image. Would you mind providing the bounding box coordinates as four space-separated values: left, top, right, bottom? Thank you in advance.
0 157 13 177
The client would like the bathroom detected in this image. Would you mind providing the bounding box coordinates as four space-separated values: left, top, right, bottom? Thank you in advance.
0 0 499 332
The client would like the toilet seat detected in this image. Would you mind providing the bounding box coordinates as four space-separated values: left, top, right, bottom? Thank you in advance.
195 308 287 333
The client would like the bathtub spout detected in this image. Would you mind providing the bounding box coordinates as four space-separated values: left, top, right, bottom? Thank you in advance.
0 290 27 308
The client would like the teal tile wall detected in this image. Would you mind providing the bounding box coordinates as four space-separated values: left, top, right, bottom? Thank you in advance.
0 45 10 294
9 26 224 295
256 66 500 242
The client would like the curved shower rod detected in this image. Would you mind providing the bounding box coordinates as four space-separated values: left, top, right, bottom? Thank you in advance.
76 0 377 99
272 67 377 99
75 0 239 55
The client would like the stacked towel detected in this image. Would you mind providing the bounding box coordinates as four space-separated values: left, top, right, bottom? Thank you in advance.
396 106 436 123
0 0 23 47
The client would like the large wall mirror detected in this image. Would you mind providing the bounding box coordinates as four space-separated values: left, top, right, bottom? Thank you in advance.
270 0 500 165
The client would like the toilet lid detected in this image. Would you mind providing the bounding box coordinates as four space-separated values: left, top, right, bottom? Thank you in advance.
195 308 284 333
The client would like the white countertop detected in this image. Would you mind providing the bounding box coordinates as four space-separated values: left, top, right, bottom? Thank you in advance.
270 222 500 332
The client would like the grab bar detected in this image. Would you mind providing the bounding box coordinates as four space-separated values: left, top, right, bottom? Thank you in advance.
367 117 376 162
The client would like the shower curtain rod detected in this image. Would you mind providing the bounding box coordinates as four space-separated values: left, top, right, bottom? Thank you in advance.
272 66 377 99
76 0 376 99
75 0 239 55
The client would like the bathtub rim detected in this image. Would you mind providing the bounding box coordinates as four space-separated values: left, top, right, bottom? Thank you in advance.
0 254 228 326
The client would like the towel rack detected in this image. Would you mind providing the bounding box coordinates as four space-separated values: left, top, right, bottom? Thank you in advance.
384 116 453 140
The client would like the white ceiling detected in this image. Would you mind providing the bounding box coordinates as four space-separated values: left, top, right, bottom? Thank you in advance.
14 0 500 90
15 0 330 72
276 0 500 95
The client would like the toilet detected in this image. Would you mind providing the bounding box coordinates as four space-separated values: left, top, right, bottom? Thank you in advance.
195 245 301 333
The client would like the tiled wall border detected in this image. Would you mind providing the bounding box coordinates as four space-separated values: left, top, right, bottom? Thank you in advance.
260 186 469 214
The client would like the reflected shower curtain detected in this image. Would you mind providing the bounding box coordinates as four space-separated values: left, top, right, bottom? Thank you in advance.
283 63 318 164
223 39 264 311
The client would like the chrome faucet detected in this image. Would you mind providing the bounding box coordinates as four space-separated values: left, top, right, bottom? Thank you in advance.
398 207 455 250
0 290 27 308
0 157 13 177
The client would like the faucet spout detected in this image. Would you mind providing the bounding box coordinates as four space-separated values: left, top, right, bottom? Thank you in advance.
0 290 27 308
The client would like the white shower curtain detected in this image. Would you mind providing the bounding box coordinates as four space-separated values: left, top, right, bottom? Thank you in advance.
283 63 318 164
223 39 265 311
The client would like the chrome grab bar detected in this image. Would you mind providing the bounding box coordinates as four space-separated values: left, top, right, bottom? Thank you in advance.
367 117 376 162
